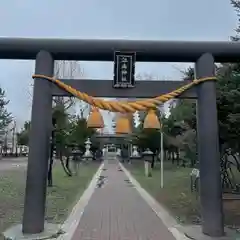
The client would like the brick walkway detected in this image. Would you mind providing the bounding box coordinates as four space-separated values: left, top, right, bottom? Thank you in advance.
72 158 176 240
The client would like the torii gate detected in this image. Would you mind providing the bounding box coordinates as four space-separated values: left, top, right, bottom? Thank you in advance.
1 38 239 237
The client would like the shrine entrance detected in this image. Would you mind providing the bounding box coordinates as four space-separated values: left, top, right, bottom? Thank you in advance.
1 38 240 237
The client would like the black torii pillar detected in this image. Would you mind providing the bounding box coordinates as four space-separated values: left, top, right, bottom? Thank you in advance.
195 53 224 237
22 51 54 233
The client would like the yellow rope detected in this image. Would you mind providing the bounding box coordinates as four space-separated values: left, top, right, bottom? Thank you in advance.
32 74 216 113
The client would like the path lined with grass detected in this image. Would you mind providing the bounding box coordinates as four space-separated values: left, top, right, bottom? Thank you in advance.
126 160 240 229
72 157 175 240
0 161 99 238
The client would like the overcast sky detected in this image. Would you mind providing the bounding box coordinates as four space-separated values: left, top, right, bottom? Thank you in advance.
0 0 237 132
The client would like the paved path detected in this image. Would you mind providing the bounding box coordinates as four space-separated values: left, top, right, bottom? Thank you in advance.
72 157 175 240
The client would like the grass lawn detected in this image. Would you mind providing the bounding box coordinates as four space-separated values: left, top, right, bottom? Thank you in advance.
126 160 240 229
0 161 100 238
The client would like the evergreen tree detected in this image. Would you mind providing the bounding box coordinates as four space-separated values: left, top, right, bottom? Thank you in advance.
231 0 240 41
0 87 12 135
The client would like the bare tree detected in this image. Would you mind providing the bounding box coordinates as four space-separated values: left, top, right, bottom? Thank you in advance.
28 60 89 114
53 60 84 111
49 61 88 185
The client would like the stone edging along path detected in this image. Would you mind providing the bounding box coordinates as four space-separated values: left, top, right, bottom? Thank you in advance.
57 162 104 240
119 162 189 240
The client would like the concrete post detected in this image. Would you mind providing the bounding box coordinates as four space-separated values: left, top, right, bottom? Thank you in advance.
22 51 54 234
195 53 224 237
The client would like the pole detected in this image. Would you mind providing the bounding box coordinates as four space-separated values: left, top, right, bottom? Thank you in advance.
160 129 164 188
195 53 224 236
12 120 16 155
22 51 54 234
4 131 8 155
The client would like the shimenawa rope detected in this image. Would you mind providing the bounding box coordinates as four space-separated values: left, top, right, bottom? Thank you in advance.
32 74 216 113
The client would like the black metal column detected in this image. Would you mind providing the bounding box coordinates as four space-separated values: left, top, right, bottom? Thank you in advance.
22 51 54 234
195 53 224 237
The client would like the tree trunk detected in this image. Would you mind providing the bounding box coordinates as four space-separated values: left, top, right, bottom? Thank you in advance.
59 149 72 177
47 138 54 187
65 156 72 175
176 149 180 166
47 157 53 187
164 150 167 162
151 155 155 169
171 151 175 164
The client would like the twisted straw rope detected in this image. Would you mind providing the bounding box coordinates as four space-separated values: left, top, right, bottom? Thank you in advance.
32 74 216 113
